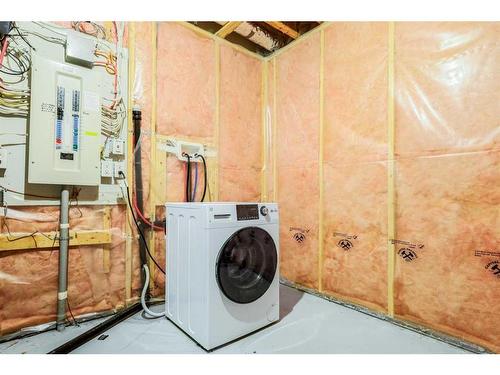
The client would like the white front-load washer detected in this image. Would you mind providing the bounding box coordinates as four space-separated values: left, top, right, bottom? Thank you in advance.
165 202 279 350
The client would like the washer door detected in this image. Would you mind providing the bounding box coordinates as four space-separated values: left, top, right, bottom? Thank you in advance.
216 226 277 304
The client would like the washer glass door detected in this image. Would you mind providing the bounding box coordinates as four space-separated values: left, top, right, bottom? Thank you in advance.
216 226 277 304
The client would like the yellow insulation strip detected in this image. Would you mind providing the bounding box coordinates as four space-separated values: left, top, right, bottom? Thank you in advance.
214 42 221 201
318 30 325 292
125 22 136 304
387 21 396 317
272 57 278 202
260 61 269 202
149 22 158 287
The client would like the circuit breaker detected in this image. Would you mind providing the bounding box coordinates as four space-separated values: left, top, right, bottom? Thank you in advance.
28 53 101 186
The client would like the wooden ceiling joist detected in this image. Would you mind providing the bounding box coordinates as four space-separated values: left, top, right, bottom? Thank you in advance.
216 22 242 38
265 21 299 39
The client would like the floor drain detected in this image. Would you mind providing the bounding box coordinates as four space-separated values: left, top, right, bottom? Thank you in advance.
97 334 109 341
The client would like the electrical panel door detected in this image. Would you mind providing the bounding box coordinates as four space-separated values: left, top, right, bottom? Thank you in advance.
28 53 101 186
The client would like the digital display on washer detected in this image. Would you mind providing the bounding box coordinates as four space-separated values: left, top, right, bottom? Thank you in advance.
236 204 259 221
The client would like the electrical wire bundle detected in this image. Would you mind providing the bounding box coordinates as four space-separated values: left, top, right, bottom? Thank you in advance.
93 23 125 138
94 48 117 75
101 97 126 138
184 153 208 203
0 79 30 116
0 26 31 117
71 21 107 40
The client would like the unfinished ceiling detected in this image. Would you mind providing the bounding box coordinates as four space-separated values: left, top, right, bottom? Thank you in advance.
189 21 321 56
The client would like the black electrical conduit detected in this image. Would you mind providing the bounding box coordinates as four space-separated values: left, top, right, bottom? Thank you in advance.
132 108 148 289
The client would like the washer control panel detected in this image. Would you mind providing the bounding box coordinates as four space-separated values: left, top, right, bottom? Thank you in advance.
236 204 259 221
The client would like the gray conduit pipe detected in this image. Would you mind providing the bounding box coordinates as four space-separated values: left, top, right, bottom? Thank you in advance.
56 186 70 331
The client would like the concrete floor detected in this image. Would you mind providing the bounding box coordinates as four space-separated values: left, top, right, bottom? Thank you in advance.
1 285 470 354
0 317 107 354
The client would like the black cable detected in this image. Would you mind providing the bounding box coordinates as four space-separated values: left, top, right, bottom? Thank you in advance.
195 154 207 202
184 153 191 202
2 218 38 248
0 47 30 76
132 108 148 283
66 300 79 327
120 174 165 274
12 23 36 51
0 185 59 199
69 187 83 218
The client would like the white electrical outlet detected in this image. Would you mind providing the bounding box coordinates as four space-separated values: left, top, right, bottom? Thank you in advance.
114 161 125 178
0 147 7 170
100 160 113 178
111 139 125 155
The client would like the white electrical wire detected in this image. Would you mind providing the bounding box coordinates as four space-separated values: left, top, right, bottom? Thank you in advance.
140 264 166 318
0 80 30 116
100 97 126 138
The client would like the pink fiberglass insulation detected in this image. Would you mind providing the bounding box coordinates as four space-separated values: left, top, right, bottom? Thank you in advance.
393 22 500 352
156 23 216 139
322 22 388 312
275 34 321 289
0 206 126 335
275 21 500 352
219 44 262 202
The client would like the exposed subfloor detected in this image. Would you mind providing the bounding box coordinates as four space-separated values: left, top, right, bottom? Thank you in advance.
1 285 471 354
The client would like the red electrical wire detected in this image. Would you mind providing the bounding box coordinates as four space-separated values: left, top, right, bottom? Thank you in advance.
130 132 163 231
132 193 163 231
0 38 9 67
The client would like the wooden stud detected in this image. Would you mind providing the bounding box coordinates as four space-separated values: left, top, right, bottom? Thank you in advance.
318 30 325 292
265 22 299 39
272 57 277 202
125 22 136 305
149 22 158 289
215 22 242 38
260 60 269 202
263 22 332 61
0 230 111 252
214 42 221 201
155 151 167 205
177 22 263 61
102 207 111 273
387 22 396 317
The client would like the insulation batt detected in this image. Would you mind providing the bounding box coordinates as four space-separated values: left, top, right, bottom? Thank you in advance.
274 22 500 352
276 34 321 289
0 206 127 334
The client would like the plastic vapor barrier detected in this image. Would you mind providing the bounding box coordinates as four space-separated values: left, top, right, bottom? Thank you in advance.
273 21 499 352
275 34 321 289
393 22 500 352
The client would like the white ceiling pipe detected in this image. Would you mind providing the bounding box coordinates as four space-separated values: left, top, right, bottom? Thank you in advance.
215 21 277 52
